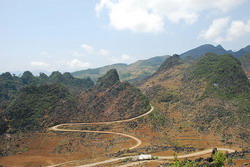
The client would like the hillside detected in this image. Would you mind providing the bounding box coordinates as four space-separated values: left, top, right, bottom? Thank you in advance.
139 53 250 145
0 71 94 107
3 84 78 133
77 69 150 122
239 53 250 78
0 69 150 134
72 55 169 82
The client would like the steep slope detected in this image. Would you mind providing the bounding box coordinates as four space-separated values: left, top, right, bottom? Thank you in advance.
239 53 250 78
77 69 150 122
72 55 169 82
4 84 78 133
156 54 183 74
139 53 250 145
187 53 250 98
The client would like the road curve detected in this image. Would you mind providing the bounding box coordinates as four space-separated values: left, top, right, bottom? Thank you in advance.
48 105 154 149
47 105 236 167
47 105 154 167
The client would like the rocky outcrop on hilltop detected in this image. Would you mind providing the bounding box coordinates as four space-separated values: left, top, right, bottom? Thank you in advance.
77 69 150 122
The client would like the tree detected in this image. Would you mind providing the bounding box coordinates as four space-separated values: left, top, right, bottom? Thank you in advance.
213 151 226 167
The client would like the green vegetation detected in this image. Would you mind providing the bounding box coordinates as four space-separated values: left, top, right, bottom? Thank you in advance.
170 157 198 167
6 84 77 132
239 53 250 77
19 146 29 153
169 152 227 167
148 107 167 131
213 151 226 167
188 53 250 99
157 54 182 74
0 71 94 107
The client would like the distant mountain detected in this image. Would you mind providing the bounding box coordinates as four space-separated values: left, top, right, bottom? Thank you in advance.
72 44 250 83
72 55 169 82
180 44 250 59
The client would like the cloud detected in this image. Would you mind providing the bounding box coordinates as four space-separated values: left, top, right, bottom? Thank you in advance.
81 44 94 53
31 61 49 67
226 19 250 41
96 0 246 33
199 17 230 43
68 59 91 68
77 44 110 56
199 17 250 43
111 54 134 63
99 49 110 56
121 54 133 61
71 51 86 57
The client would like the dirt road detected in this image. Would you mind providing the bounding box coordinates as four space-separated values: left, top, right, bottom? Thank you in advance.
47 105 236 167
47 105 154 167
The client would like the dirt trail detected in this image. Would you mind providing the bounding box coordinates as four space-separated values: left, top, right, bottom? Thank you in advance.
47 105 154 167
47 105 236 167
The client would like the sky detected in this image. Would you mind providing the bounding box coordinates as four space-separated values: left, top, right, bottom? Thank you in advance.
0 0 250 73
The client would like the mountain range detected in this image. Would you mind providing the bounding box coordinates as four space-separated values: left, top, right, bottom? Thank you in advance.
0 44 250 166
72 44 250 81
180 44 250 59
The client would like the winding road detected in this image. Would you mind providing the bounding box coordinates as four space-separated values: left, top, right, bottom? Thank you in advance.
47 105 236 167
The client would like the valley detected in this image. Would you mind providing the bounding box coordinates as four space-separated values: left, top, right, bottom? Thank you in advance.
0 47 250 167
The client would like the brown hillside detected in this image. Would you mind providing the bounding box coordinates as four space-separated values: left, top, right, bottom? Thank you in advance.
139 54 250 147
76 69 150 122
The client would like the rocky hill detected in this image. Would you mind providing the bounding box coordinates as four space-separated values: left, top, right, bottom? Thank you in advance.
3 84 78 133
0 71 94 107
0 69 149 134
76 69 150 122
72 55 169 82
139 53 250 145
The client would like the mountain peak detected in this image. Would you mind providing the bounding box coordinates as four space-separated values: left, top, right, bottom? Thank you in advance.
216 44 224 49
156 54 182 73
95 69 120 90
180 44 227 59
